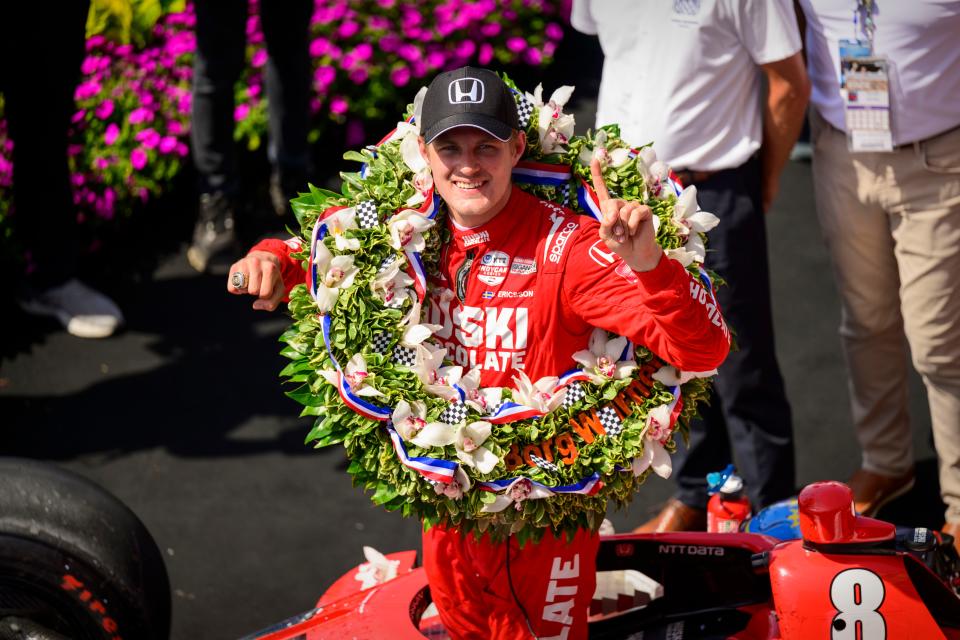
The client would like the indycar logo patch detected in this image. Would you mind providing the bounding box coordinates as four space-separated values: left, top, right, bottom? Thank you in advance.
478 250 510 286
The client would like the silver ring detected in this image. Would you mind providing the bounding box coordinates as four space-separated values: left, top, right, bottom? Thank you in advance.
231 271 248 289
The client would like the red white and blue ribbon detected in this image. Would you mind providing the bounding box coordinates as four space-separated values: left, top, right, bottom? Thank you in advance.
448 384 468 404
487 402 545 424
577 177 604 222
320 315 392 421
697 267 719 307
404 249 428 303
386 423 457 484
478 472 603 496
308 205 352 303
512 160 572 187
557 368 593 387
413 190 440 220
666 170 685 196
667 384 683 427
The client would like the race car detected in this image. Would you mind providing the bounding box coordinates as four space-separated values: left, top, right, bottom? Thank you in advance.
242 481 960 640
3 458 958 639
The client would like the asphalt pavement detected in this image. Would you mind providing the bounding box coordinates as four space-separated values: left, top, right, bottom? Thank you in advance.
0 43 945 640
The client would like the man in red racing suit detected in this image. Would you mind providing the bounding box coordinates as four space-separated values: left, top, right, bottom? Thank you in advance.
228 66 730 640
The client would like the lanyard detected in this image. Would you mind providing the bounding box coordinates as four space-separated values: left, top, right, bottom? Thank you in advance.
854 0 876 46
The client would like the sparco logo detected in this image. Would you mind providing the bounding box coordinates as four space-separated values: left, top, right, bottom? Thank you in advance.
449 78 484 104
549 222 578 264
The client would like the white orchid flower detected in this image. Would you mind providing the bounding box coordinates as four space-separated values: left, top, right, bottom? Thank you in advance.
580 130 631 170
409 416 457 449
433 466 472 500
400 320 442 349
400 132 428 174
525 83 576 154
653 364 718 387
636 147 673 199
324 208 360 251
391 399 443 442
387 208 435 252
412 85 427 126
320 354 383 397
665 246 697 268
608 147 632 167
684 233 706 263
421 365 466 402
665 232 705 267
355 546 400 590
370 258 415 307
409 341 457 400
672 186 719 236
572 329 637 385
481 477 554 513
511 371 565 413
458 367 503 414
411 342 447 380
312 241 359 313
343 354 384 396
399 299 423 328
454 421 499 474
405 168 434 207
632 404 674 479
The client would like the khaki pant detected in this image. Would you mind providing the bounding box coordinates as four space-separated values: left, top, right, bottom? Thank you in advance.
811 109 960 522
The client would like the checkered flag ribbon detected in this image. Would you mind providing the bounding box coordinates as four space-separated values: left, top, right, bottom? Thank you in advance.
530 454 560 474
371 332 392 354
515 93 535 130
561 381 586 410
438 402 469 425
487 401 506 417
355 200 379 228
393 345 418 367
597 405 623 437
560 182 571 207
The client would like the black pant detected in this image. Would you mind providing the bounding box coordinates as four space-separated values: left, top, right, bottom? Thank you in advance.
0 2 90 288
673 155 795 510
190 0 311 195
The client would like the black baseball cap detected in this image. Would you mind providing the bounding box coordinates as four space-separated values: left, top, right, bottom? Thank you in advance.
419 66 519 144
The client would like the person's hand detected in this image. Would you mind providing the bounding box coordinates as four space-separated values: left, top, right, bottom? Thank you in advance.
591 157 663 272
227 250 285 311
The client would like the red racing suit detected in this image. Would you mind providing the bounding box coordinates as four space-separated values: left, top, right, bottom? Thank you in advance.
255 186 730 639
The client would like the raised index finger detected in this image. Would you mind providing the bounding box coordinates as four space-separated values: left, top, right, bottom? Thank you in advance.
590 157 611 203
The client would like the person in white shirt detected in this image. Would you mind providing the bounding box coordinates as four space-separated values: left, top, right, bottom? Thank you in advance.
572 0 810 531
798 0 960 540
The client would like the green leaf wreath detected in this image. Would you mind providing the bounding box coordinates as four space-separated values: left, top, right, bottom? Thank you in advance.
280 74 723 543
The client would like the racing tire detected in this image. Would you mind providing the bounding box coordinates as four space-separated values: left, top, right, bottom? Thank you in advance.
0 457 171 640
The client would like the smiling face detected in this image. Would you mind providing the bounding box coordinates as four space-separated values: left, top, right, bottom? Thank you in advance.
419 127 526 228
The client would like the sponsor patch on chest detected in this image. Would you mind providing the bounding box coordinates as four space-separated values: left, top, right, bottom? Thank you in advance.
478 250 510 286
510 256 537 275
463 230 490 247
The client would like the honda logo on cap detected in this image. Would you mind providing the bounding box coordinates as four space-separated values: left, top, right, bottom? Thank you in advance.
448 78 484 104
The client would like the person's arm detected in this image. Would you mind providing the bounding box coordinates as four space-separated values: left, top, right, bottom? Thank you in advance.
561 225 731 374
760 52 810 212
226 237 304 311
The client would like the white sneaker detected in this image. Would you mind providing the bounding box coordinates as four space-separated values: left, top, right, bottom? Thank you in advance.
19 279 125 338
